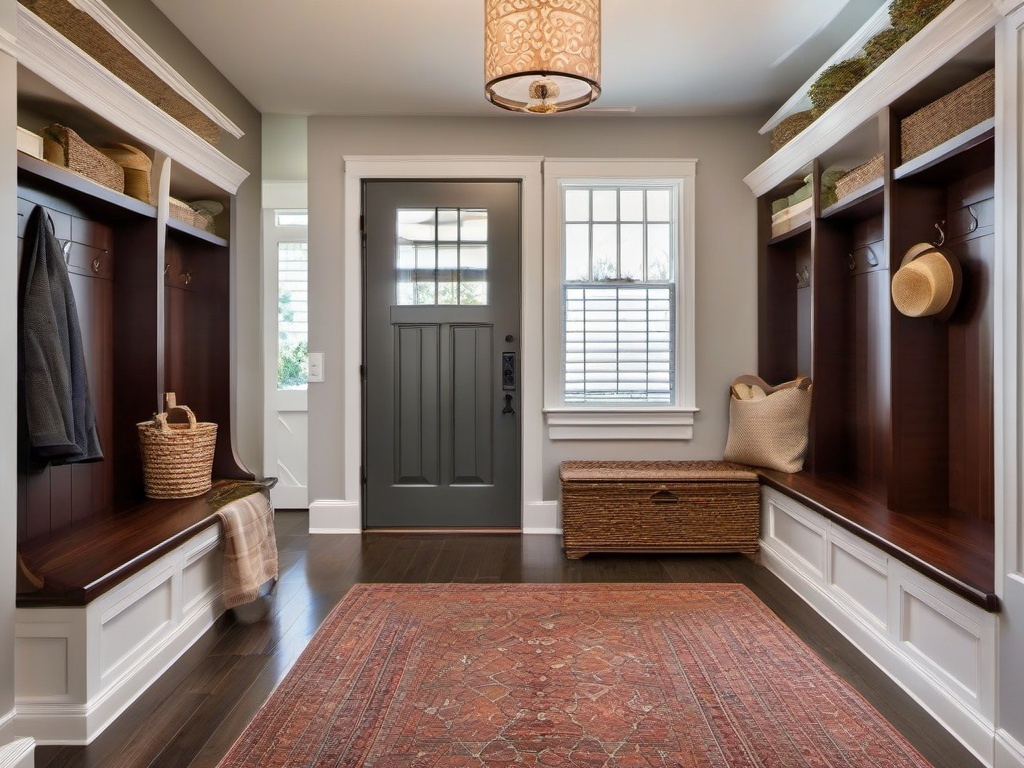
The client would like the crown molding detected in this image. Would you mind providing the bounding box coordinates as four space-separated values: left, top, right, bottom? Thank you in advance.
760 1 893 135
17 5 248 194
66 0 243 138
744 0 1001 197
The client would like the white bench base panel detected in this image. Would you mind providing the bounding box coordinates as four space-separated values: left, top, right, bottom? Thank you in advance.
14 523 224 745
760 487 998 766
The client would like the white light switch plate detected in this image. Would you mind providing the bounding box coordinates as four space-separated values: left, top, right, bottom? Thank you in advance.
308 352 324 383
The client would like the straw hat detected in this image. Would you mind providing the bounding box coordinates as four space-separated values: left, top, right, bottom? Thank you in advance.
891 242 962 319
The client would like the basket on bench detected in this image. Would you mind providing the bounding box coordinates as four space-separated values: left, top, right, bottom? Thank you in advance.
137 393 217 498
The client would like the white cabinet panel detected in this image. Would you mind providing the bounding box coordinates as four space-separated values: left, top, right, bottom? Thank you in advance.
765 493 827 579
900 582 983 700
829 535 888 630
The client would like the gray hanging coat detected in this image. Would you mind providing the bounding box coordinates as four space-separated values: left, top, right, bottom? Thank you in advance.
19 206 103 467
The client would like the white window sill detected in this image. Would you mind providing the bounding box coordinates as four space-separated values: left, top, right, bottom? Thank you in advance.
543 408 698 441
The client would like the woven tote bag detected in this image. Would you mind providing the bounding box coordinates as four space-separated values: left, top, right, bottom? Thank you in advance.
723 375 812 473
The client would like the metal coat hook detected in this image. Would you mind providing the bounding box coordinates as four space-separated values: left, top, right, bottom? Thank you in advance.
865 245 879 267
968 206 979 233
848 253 857 271
180 270 192 286
61 240 72 263
164 263 171 276
91 258 102 273
933 220 946 247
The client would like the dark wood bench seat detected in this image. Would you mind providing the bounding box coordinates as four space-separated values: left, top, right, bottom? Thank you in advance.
17 479 272 607
759 469 997 611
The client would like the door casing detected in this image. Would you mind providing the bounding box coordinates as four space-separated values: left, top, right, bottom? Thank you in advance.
333 157 546 533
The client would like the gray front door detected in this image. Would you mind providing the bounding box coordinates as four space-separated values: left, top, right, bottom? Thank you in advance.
363 181 521 527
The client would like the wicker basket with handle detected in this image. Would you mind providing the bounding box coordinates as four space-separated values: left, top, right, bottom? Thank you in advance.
137 393 217 498
40 124 124 194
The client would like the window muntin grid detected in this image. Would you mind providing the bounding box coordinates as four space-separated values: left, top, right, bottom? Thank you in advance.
395 208 489 305
561 185 676 404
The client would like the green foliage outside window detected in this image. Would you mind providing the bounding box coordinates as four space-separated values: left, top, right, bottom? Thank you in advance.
278 290 308 389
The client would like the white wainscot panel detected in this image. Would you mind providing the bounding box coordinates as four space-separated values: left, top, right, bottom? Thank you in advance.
100 571 174 683
182 538 221 615
764 491 827 580
829 530 888 631
900 580 984 702
15 637 68 697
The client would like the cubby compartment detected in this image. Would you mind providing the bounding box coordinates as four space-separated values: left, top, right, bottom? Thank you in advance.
890 141 994 523
16 154 160 540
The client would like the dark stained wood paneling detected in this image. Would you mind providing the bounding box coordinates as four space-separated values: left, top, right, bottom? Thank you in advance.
17 190 119 543
945 167 994 522
889 178 949 516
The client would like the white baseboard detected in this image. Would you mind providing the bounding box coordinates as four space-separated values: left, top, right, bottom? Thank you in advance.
523 500 560 534
0 739 34 768
997 729 1024 768
308 499 361 533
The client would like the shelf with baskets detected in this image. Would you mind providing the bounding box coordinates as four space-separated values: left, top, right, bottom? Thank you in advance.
14 3 253 602
748 14 997 603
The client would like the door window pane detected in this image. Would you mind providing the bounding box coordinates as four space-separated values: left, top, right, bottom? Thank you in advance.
278 241 308 390
396 207 490 305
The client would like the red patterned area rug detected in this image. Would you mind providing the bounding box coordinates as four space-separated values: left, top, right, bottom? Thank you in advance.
217 583 932 767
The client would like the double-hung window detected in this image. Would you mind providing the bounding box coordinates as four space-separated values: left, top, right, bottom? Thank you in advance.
543 159 697 439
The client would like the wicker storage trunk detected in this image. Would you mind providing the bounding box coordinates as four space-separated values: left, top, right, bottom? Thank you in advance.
559 460 761 559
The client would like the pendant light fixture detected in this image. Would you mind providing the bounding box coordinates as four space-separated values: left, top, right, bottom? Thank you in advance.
484 0 601 114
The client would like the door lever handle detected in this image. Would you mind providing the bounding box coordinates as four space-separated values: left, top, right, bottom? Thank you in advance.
502 393 515 415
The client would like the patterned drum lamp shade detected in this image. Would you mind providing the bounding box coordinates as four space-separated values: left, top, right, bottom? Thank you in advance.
484 0 601 114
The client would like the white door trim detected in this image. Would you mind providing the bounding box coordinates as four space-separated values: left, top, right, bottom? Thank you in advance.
339 156 545 531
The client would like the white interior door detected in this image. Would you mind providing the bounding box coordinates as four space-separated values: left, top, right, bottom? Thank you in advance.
263 203 309 509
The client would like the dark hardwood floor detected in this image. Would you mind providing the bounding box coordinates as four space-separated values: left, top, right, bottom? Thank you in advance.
35 511 983 768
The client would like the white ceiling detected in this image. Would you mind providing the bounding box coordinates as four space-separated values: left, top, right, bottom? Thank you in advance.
151 0 887 118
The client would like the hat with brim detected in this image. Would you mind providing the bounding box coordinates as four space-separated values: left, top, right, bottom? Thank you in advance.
891 243 962 320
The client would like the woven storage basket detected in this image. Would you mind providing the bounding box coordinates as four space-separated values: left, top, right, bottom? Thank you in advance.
169 198 216 233
40 124 124 194
98 143 152 204
835 153 884 201
901 69 994 162
558 460 761 559
21 0 221 145
137 394 217 498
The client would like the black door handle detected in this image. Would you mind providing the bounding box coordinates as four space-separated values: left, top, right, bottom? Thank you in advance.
502 393 515 415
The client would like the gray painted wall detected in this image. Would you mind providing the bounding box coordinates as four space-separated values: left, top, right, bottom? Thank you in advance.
101 0 264 472
306 115 767 502
263 114 308 181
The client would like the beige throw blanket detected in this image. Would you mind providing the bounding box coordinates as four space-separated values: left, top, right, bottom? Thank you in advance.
215 492 278 609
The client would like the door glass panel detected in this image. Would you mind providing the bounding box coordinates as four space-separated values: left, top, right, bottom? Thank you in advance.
277 241 308 389
396 207 490 305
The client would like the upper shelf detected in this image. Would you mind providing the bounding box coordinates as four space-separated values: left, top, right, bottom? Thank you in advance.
17 4 248 196
744 0 1000 198
17 151 157 220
